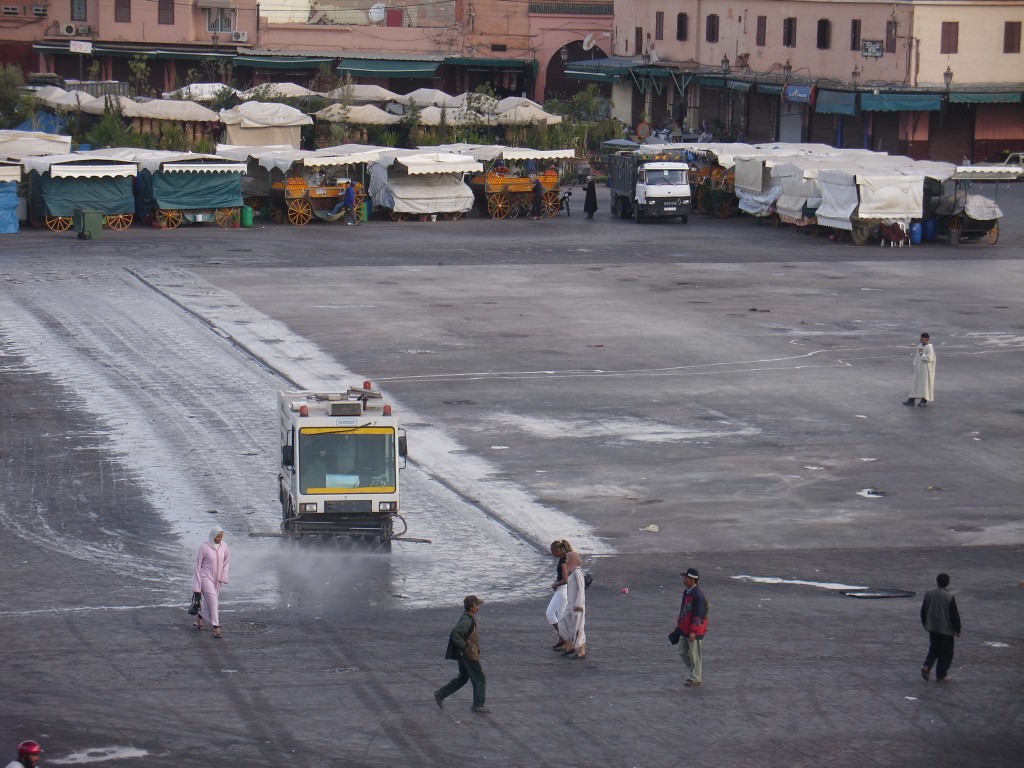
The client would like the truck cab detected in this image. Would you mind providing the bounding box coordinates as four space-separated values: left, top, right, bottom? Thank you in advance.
634 162 691 221
278 386 406 546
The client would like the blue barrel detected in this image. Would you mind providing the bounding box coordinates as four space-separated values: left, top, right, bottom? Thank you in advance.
909 221 923 245
923 218 937 242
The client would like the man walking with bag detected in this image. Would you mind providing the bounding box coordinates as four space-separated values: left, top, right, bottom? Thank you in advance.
675 568 708 687
434 595 489 713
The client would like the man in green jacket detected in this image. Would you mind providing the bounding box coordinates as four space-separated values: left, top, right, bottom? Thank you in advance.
434 595 489 713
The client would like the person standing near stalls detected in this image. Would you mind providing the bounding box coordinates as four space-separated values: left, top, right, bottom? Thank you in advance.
529 175 544 220
583 176 598 219
5 741 42 768
903 332 936 407
676 567 708 687
557 551 587 659
920 573 961 683
547 540 572 651
192 525 230 639
434 595 489 713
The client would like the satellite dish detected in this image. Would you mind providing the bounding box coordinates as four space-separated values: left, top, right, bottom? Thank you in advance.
368 3 386 23
582 33 596 51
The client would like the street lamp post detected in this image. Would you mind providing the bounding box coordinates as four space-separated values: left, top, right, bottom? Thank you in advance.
721 55 730 75
943 66 953 90
852 66 860 89
560 46 569 63
782 59 792 81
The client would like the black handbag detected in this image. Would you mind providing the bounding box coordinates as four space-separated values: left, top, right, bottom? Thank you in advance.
583 571 594 590
188 591 202 616
668 629 682 645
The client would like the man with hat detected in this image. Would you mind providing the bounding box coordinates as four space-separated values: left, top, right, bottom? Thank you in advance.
676 568 708 687
434 595 489 713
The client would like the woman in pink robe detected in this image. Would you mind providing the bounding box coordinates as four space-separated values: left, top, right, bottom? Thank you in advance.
192 525 230 638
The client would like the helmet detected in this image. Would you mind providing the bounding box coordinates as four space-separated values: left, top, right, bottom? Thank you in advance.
17 741 42 757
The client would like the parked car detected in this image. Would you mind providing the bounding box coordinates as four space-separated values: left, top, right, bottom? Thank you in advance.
973 151 1024 178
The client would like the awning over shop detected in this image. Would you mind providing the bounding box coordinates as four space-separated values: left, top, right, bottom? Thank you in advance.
235 56 336 70
727 80 753 92
860 93 942 111
758 84 783 95
196 0 235 6
783 85 816 105
34 42 235 60
338 59 440 77
815 89 857 116
445 57 528 70
697 76 726 87
563 57 634 83
949 92 1022 104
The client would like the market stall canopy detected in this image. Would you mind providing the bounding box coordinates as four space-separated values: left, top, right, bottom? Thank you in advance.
22 153 138 178
0 130 72 161
314 104 401 125
416 105 477 126
385 151 484 175
403 88 461 108
496 96 544 113
302 144 387 167
240 82 322 100
82 97 220 121
162 83 240 102
220 102 312 148
0 162 20 183
324 84 401 103
33 88 94 109
495 104 563 125
77 148 245 174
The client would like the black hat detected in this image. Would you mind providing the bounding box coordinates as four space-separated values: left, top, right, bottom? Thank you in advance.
681 568 699 580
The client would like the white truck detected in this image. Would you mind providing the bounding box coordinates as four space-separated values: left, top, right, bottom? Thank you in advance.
608 151 692 223
278 385 406 546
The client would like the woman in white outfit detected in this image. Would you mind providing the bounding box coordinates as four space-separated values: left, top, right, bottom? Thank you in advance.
547 540 572 651
557 551 587 659
192 525 230 638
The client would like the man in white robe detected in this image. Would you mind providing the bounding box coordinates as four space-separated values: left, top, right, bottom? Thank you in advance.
904 332 936 407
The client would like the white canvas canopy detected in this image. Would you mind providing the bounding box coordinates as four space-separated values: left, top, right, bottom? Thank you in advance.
81 97 219 122
240 82 321 100
382 151 483 176
220 102 312 148
403 88 460 108
324 84 401 103
856 173 924 221
816 169 860 230
386 175 475 214
495 104 562 125
432 144 575 162
416 105 476 126
314 104 401 125
162 83 239 102
0 130 72 161
22 153 138 178
495 96 545 112
34 88 94 109
0 162 21 183
77 148 245 174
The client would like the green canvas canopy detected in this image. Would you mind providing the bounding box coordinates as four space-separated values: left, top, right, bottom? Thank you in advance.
29 171 135 218
138 169 243 211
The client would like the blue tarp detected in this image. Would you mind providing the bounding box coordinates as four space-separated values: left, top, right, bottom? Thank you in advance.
860 93 942 111
816 90 857 116
0 181 18 234
15 112 66 134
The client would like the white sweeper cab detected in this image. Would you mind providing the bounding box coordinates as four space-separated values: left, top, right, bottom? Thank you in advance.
278 384 407 546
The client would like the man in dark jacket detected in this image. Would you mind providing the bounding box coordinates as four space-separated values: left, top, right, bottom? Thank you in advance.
676 567 708 687
434 595 489 713
920 573 961 682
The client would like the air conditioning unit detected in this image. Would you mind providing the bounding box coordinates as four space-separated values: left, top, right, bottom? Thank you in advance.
60 22 75 35
77 24 91 34
231 30 248 43
33 5 48 16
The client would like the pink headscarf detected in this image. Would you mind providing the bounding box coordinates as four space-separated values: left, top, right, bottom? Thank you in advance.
565 551 583 573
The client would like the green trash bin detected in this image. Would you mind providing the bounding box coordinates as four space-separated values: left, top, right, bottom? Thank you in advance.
240 205 253 228
73 209 103 240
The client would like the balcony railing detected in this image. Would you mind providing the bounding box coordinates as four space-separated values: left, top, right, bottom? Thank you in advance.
528 2 614 16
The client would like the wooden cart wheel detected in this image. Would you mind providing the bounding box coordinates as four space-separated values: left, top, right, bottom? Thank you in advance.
487 192 511 219
215 207 239 228
46 216 72 232
390 210 410 222
986 222 999 245
243 196 265 210
105 213 133 230
541 190 560 218
442 211 463 221
156 209 183 229
287 199 313 226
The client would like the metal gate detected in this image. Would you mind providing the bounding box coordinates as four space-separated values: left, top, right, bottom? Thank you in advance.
779 103 803 143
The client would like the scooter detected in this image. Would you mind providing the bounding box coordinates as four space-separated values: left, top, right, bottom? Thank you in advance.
558 189 572 216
